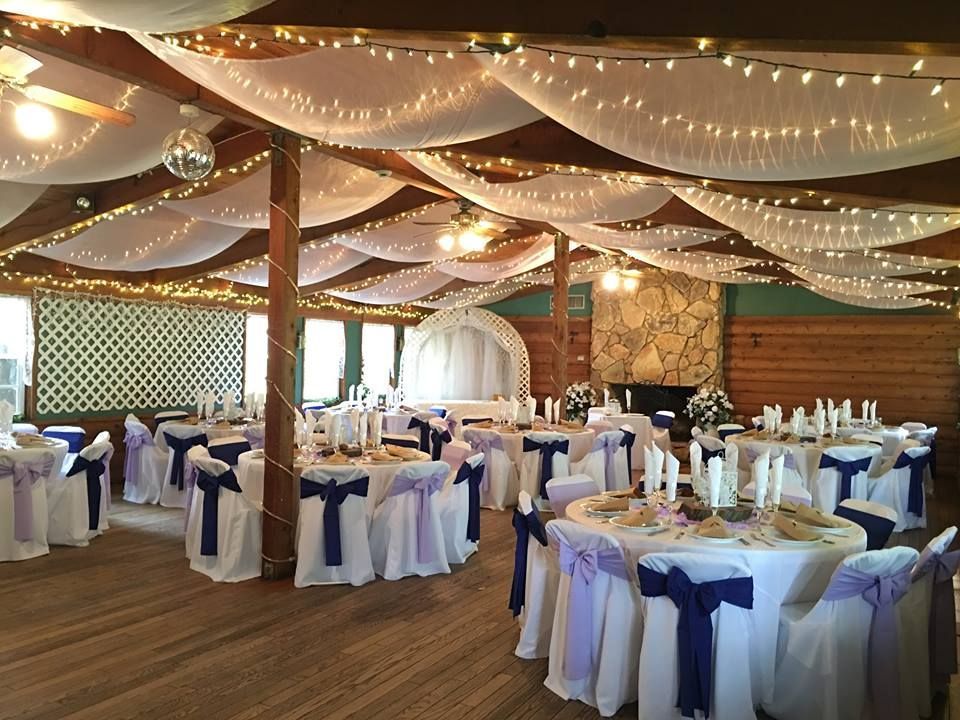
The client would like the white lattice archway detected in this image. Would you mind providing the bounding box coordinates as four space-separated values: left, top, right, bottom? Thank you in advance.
398 307 529 402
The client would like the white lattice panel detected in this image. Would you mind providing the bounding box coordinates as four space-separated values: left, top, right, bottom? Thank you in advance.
398 307 529 402
35 290 244 415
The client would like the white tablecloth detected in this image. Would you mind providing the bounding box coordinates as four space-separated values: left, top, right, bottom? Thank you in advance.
155 420 264 444
493 428 595 467
383 412 416 436
835 424 908 456
0 438 69 480
413 400 500 419
565 500 866 704
586 410 655 469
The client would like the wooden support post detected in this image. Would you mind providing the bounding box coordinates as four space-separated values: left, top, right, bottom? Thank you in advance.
551 232 570 419
261 131 301 580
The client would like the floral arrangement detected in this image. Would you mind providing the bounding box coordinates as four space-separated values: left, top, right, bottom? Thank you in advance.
565 381 598 423
355 383 372 403
686 385 733 428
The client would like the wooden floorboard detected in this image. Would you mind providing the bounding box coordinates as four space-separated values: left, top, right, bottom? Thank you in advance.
0 482 957 720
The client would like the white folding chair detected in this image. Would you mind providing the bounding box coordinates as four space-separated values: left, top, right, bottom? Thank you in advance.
637 552 757 720
295 465 373 587
159 423 207 509
42 425 85 475
867 443 931 531
369 461 450 580
122 413 166 505
0 448 55 561
811 445 876 512
900 421 927 432
184 456 261 583
767 547 919 720
463 427 518 511
519 431 571 508
47 438 112 546
717 423 746 441
571 429 627 492
544 475 603 519
511 490 559 660
439 438 471 474
543 519 640 717
437 453 484 564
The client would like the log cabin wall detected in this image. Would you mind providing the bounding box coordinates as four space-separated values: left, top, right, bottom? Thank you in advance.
500 315 592 404
724 315 960 475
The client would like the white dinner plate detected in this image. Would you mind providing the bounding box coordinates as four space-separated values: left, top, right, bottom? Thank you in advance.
687 532 742 544
608 516 666 533
792 519 852 535
761 529 822 546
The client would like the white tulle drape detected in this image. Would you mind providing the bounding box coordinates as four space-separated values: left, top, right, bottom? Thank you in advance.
804 285 934 309
167 151 404 228
438 234 556 281
416 278 532 309
478 49 960 181
0 0 272 32
553 221 723 250
32 207 246 270
678 188 960 250
0 49 218 184
326 267 455 305
217 244 369 287
784 264 943 297
624 249 765 283
762 243 955 278
403 152 672 222
0 182 47 229
404 324 513 401
134 34 542 149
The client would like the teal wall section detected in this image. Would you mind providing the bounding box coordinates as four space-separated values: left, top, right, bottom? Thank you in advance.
726 284 950 316
343 320 363 390
293 316 305 404
481 282 594 317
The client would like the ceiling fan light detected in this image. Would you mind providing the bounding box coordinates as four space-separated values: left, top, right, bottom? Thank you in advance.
601 270 620 291
15 102 55 140
622 275 639 291
458 229 487 251
437 232 455 251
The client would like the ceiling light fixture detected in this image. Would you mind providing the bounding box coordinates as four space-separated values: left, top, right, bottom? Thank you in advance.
14 102 55 139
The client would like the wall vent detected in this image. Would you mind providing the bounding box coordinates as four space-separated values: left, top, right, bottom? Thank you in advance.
551 294 586 311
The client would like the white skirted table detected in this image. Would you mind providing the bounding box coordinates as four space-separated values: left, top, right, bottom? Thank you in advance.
154 419 264 444
493 427 595 467
565 499 867 707
834 424 909 456
586 410 655 469
413 401 500 419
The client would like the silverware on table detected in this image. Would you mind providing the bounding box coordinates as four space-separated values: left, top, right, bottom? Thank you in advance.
737 536 752 546
645 526 670 536
821 537 836 544
752 532 776 547
673 530 686 540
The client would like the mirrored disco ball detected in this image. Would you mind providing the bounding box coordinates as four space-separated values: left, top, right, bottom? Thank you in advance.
161 127 215 181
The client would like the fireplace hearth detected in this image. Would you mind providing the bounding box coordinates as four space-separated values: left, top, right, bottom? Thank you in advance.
609 382 697 440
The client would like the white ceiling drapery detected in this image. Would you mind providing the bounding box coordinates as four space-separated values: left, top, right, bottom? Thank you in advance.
761 243 955 278
553 221 724 250
0 181 47 229
803 284 934 309
326 266 456 305
784 263 944 297
437 234 557 282
216 243 370 287
623 248 762 283
478 49 960 181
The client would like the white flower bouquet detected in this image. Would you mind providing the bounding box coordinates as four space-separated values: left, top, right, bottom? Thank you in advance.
565 381 598 423
686 385 733 429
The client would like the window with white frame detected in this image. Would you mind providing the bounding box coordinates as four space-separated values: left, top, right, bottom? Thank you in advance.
0 294 32 415
244 313 268 398
361 322 396 396
302 318 345 401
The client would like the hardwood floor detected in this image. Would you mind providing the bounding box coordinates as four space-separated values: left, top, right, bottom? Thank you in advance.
1 485 957 720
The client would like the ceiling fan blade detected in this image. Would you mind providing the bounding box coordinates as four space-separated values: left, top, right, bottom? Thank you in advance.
412 221 453 227
22 85 136 126
0 46 42 80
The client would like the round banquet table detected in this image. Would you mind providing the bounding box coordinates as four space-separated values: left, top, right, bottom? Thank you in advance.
565 499 866 705
413 400 500 419
1 437 69 479
382 412 416 436
154 419 265 446
586 410 655 469
834 424 908 456
491 427 595 467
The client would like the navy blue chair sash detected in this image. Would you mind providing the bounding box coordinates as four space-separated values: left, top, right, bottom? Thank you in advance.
833 504 895 550
195 468 242 556
67 454 107 531
652 414 674 429
208 439 252 466
385 435 419 450
620 430 636 479
508 506 548 616
453 460 485 542
407 417 432 452
44 429 85 453
818 454 872 503
462 417 493 426
522 437 570 498
300 475 369 566
893 451 930 516
164 432 208 490
638 565 753 719
700 446 724 462
430 427 452 461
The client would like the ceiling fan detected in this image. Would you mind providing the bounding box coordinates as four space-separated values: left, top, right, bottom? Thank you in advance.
0 45 136 132
413 199 519 252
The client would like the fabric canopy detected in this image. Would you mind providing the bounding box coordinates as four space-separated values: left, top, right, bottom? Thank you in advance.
479 48 960 181
804 284 934 309
326 266 456 305
0 181 47 229
784 264 944 297
624 249 763 283
553 221 724 250
135 34 542 149
762 243 955 278
217 243 369 287
416 278 532 309
437 234 556 282
167 150 404 228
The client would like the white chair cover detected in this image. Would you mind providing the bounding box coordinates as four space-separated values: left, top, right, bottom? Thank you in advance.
184 455 261 583
12 422 38 435
439 438 471 473
767 546 919 720
122 413 166 505
585 420 615 436
543 519 640 717
867 445 931 531
369 460 451 580
651 411 673 454
207 434 252 467
47 439 112 546
544 475 603 519
437 453 483 565
900 422 927 432
811 445 876 512
463 427 518 511
0 448 55 561
739 441 806 490
519 431 572 508
43 424 85 476
159 423 207 508
513 490 560 660
636 552 757 720
295 465 373 587
571 430 627 492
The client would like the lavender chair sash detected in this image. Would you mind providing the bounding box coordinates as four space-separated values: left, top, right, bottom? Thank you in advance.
558 542 629 681
242 427 264 450
453 461 484 542
508 506 547 616
0 453 54 542
195 468 242 556
42 429 85 453
592 434 621 489
745 447 796 470
818 454 872 502
465 432 505 494
638 565 754 719
299 474 369 566
208 440 252 467
388 471 445 564
921 549 960 677
164 432 208 491
822 564 912 720
652 413 674 429
892 451 930 516
620 429 636 479
123 430 153 488
429 427 452 462
833 505 895 551
67 454 108 530
522 437 570 498
407 417 432 453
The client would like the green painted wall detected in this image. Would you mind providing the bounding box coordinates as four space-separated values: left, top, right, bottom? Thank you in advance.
482 281 594 317
725 284 950 316
343 320 363 390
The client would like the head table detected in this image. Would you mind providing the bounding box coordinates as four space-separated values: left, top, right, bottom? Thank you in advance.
565 498 866 705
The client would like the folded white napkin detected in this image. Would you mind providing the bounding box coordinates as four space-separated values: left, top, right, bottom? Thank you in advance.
706 456 723 508
358 411 368 446
625 388 632 412
828 408 839 435
724 441 738 473
643 446 654 495
369 409 383 446
305 410 317 443
689 441 702 481
665 451 679 502
350 408 361 441
205 391 216 420
554 399 562 425
814 409 825 436
527 396 536 422
753 450 770 509
774 404 783 432
869 400 877 424
348 384 356 401
770 454 785 505
544 397 553 424
815 397 823 413
827 398 835 417
510 396 519 423
196 390 204 418
330 413 342 446
294 409 306 446
651 445 665 492
603 387 610 407
862 399 870 424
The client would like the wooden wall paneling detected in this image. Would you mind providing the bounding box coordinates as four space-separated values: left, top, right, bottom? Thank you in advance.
724 315 960 476
501 315 592 403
